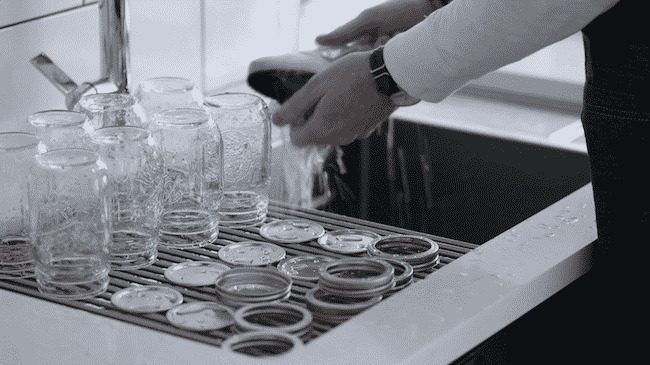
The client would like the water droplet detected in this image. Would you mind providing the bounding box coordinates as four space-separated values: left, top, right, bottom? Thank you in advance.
459 272 469 277
545 233 556 238
563 216 579 224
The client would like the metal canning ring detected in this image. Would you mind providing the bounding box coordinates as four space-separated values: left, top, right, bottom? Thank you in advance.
305 287 382 315
367 235 439 263
376 258 414 287
410 254 441 272
234 302 312 336
319 279 395 298
222 331 303 356
318 258 394 291
217 290 291 308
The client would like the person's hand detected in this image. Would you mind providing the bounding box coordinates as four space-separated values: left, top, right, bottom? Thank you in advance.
315 0 446 47
272 51 396 146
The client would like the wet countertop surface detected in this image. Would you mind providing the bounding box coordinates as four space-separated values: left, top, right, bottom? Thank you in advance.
1 184 597 365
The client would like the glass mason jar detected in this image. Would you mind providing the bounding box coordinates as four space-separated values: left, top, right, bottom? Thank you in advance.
1 132 39 278
151 108 223 249
91 126 163 270
77 93 145 133
203 92 271 228
28 110 91 153
134 77 203 121
29 149 110 299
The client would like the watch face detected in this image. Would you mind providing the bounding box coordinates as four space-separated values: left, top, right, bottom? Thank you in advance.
391 92 420 106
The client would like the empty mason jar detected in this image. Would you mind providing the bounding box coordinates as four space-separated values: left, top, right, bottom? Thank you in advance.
134 77 203 121
151 108 223 249
92 126 163 270
1 132 39 279
29 149 110 299
28 110 91 153
77 93 145 133
204 92 271 228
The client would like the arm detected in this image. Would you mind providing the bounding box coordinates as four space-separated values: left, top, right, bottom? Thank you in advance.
274 0 620 146
384 0 620 102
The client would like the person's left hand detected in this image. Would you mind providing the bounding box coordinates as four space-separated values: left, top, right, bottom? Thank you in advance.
272 50 396 146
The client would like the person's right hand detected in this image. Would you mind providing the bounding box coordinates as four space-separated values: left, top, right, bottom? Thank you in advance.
315 0 446 47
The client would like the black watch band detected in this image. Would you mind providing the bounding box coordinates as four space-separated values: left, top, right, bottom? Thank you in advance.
369 47 401 97
369 47 419 106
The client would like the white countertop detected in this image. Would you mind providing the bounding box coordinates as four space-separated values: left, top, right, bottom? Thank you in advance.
1 183 597 365
392 93 587 154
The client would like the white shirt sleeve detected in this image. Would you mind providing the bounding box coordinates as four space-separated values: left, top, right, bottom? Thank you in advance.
384 0 619 102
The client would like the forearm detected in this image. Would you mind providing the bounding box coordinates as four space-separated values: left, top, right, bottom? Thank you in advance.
385 0 619 102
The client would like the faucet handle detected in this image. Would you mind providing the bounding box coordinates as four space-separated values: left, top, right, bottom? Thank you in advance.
31 53 78 94
31 53 96 110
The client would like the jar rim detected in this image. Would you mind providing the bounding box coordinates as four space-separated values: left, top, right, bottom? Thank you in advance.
138 77 195 94
78 93 135 112
91 126 150 145
0 132 39 152
35 148 99 169
152 107 210 129
203 92 265 109
28 110 86 128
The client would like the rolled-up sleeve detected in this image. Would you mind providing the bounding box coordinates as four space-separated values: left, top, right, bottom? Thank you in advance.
384 0 619 102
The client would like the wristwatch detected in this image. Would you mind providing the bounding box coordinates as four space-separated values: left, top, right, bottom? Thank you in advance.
369 47 420 106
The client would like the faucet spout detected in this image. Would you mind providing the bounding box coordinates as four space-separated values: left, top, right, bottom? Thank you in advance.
30 0 131 110
100 0 129 93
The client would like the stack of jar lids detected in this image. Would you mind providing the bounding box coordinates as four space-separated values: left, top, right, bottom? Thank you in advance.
233 302 313 338
304 258 394 324
379 258 414 296
215 267 292 308
318 258 395 298
368 235 440 272
305 287 383 325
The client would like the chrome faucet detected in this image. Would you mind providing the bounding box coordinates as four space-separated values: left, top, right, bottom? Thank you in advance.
31 0 130 110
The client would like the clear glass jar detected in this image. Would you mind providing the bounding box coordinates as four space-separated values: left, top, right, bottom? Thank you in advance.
151 108 223 249
92 126 164 270
204 92 271 228
77 93 145 133
28 110 91 153
1 132 39 278
29 148 110 299
134 77 203 121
